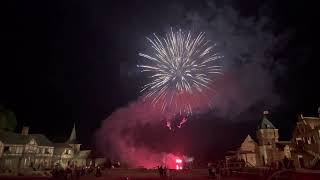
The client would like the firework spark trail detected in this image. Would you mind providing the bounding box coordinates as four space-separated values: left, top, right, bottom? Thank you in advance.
138 28 223 119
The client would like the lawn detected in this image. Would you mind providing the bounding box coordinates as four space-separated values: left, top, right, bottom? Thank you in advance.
1 168 320 180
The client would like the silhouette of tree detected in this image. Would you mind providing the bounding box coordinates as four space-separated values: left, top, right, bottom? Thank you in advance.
0 106 17 131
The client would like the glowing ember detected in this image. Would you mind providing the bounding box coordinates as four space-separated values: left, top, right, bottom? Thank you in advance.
175 158 183 170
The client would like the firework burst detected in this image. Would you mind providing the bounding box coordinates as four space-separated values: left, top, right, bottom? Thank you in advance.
138 29 222 116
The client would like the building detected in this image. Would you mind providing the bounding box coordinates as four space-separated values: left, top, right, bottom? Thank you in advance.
239 135 259 166
0 127 54 170
256 111 291 166
0 124 93 171
226 111 291 167
52 123 91 168
291 114 320 168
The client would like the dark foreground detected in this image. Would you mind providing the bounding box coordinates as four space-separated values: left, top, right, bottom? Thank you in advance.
1 168 320 180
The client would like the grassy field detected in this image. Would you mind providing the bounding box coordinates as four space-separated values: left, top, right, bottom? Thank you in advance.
0 168 247 180
101 168 210 179
1 168 320 180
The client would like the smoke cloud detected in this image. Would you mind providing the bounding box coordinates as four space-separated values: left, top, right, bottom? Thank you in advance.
183 3 289 118
96 99 182 168
96 1 290 168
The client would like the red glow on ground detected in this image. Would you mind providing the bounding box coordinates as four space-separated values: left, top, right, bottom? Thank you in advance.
175 158 183 170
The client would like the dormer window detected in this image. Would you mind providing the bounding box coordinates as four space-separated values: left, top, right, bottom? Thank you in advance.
64 149 71 155
30 139 36 145
25 139 37 153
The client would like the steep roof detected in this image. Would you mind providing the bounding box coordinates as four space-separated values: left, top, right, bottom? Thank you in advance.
0 131 53 146
32 134 54 146
53 143 72 155
54 143 72 148
243 135 257 144
66 123 79 144
258 113 276 129
74 150 91 158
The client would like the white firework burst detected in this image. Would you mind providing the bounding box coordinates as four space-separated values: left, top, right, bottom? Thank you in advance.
138 28 222 114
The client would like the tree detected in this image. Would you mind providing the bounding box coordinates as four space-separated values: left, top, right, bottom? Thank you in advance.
0 106 17 131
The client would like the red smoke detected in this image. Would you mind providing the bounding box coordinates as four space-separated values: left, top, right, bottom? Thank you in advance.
96 99 169 168
95 96 206 168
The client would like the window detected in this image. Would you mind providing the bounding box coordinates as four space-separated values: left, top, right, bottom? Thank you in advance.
16 147 23 154
4 159 12 166
4 146 10 152
45 148 50 154
30 139 36 145
64 149 71 155
307 137 311 144
25 141 37 153
311 136 315 144
10 146 16 153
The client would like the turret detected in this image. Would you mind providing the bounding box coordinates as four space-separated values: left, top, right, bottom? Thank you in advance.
257 111 279 146
66 123 81 154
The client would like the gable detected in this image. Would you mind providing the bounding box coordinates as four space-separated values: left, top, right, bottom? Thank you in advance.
240 135 257 152
28 138 37 146
303 117 320 129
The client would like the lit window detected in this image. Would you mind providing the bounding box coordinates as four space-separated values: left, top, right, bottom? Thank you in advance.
30 139 36 145
17 147 23 154
10 146 16 153
65 149 72 155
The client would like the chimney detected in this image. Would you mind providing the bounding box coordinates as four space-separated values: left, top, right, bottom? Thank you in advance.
21 126 29 136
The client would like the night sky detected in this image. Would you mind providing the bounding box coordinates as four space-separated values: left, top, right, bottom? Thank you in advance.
1 0 319 160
